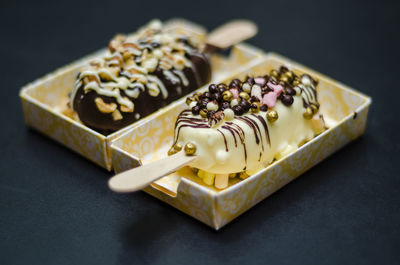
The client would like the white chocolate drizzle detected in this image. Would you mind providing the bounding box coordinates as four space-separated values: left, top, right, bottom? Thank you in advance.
173 70 189 86
147 75 168 99
163 70 182 95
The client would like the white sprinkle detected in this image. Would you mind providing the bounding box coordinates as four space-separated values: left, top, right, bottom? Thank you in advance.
251 84 262 102
294 85 302 95
189 101 197 109
207 102 218 111
242 83 251 93
301 75 312 86
230 99 239 107
224 108 234 120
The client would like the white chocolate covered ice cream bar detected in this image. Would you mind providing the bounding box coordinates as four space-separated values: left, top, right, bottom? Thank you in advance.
169 66 325 189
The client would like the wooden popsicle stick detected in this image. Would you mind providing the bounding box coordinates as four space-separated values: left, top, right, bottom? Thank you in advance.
108 151 197 193
206 20 258 51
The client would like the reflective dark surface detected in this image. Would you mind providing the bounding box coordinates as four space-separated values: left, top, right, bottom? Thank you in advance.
1 0 399 264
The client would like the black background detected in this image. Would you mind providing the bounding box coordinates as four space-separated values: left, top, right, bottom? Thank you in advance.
1 0 400 264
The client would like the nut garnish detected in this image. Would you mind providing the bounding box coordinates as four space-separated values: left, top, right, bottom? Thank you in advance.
71 20 202 120
95 97 117 113
112 109 123 121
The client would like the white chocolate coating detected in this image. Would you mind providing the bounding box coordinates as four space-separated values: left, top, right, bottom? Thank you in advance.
174 96 321 175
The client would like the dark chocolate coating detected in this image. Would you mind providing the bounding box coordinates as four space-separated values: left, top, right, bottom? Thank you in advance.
73 51 211 134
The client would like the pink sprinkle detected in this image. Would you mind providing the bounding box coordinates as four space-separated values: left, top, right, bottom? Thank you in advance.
262 83 283 108
230 88 239 99
255 77 266 86
267 82 283 95
263 93 278 108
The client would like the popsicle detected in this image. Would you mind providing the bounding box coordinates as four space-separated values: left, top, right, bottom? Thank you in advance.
70 20 211 134
108 66 325 192
69 19 257 134
168 66 325 188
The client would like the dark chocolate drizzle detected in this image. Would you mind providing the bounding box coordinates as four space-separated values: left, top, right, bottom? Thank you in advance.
217 129 228 152
221 125 237 147
252 114 271 148
300 83 318 109
237 116 264 149
173 110 275 171
173 110 209 146
226 121 247 168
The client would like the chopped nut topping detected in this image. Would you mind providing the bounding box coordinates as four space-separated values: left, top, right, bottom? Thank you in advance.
95 97 117 113
112 109 123 120
71 20 202 119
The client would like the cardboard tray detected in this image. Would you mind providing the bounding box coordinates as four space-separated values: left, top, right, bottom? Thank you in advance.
110 53 372 230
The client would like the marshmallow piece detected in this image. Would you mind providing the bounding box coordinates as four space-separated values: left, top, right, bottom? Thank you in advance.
263 93 278 108
215 174 229 189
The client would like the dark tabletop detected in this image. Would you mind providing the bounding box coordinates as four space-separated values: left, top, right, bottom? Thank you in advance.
1 0 399 264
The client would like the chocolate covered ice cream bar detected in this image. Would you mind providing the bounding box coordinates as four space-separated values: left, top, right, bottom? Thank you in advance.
70 20 211 134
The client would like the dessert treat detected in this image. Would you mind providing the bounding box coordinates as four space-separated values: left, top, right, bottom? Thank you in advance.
70 20 211 134
169 66 326 189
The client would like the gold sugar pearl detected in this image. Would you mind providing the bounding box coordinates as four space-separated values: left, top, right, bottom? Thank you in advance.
283 71 294 81
167 143 183 156
200 109 208 118
184 142 197 156
193 92 201 101
168 146 177 156
303 107 314 119
174 143 182 152
186 96 196 106
279 75 290 84
266 110 279 122
270 69 279 78
239 91 250 100
222 90 233 101
239 171 249 179
229 173 237 178
251 102 260 113
292 79 300 86
310 104 319 113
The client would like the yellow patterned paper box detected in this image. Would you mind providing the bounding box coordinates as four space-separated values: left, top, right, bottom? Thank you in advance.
19 19 263 170
111 53 371 230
